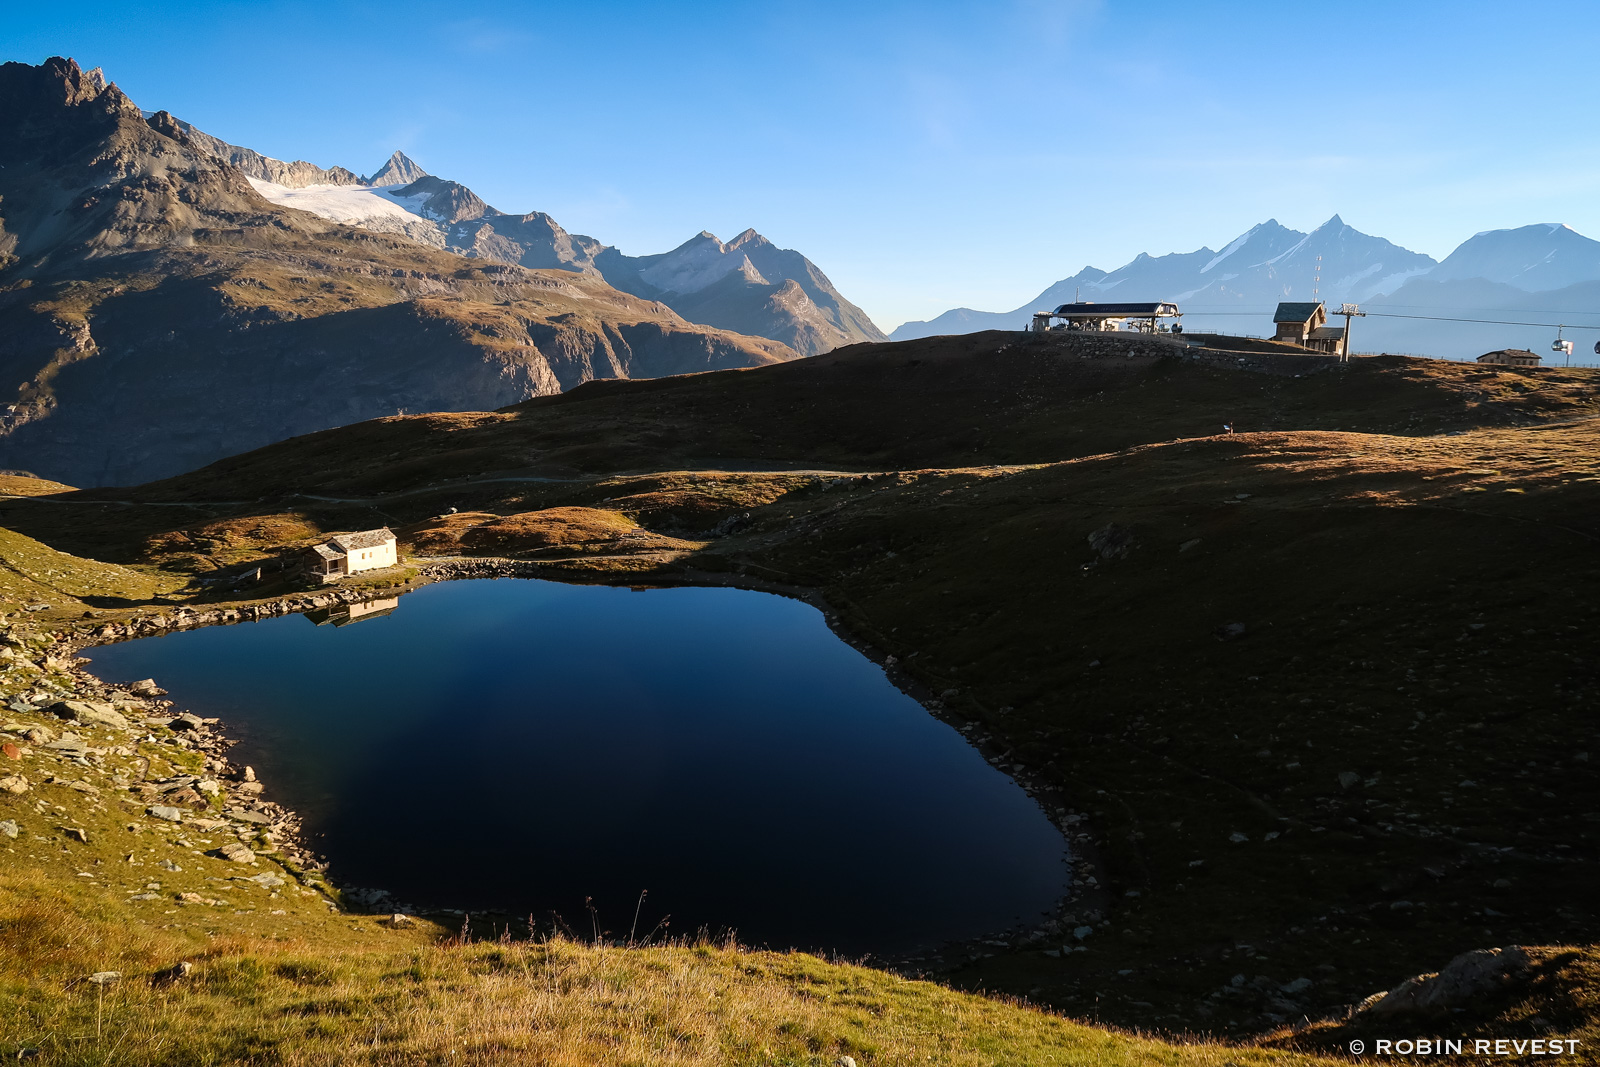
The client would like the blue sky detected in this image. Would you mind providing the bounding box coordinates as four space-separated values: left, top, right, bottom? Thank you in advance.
6 0 1600 329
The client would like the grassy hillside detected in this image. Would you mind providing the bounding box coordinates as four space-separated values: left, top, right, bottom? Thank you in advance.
0 331 1595 1060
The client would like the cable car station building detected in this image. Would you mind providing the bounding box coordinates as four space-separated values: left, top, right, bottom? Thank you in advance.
1030 301 1182 334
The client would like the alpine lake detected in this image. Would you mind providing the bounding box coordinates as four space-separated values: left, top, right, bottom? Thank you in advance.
84 578 1071 957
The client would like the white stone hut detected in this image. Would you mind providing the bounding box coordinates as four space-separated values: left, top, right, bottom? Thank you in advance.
306 528 397 581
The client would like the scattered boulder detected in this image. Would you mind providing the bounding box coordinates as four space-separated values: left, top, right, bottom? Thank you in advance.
0 775 29 794
63 827 89 843
147 805 183 823
46 700 131 731
0 819 19 838
168 713 205 732
247 872 285 888
1363 946 1531 1018
224 808 271 825
215 842 256 864
129 679 167 697
2 742 19 760
86 972 121 986
22 726 55 744
386 913 416 928
1087 523 1134 561
153 961 194 983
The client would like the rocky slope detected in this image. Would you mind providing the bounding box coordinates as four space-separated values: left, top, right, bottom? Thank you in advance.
174 117 887 356
0 57 795 486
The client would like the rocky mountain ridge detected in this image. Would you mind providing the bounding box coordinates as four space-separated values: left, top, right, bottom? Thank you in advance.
180 122 886 356
0 57 795 486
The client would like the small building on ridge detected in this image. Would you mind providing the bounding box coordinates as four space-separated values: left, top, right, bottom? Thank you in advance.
1476 349 1543 368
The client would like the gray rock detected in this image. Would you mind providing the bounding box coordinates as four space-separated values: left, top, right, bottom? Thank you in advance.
1072 925 1094 940
129 679 167 697
247 873 285 888
1365 946 1530 1017
127 893 160 901
0 819 18 838
47 700 131 731
168 713 205 732
154 961 194 981
1282 977 1313 994
216 842 256 864
224 808 271 825
0 775 29 794
147 805 183 823
1338 771 1361 790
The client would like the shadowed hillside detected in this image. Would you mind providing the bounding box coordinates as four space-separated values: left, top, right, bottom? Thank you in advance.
1 329 1596 1057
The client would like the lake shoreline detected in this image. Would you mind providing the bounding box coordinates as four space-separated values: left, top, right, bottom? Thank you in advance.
55 557 1107 974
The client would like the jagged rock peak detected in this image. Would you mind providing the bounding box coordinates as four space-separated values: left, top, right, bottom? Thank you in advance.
1 56 133 113
367 150 429 187
726 228 770 251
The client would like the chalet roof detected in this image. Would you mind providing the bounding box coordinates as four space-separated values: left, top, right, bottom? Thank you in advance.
1051 301 1180 316
1273 302 1325 323
309 543 344 561
1308 326 1345 340
328 528 395 553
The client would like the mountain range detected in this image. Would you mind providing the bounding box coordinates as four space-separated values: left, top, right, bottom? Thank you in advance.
175 125 884 357
894 218 1600 361
0 58 798 486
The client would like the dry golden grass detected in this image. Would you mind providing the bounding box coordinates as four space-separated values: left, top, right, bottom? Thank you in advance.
401 507 702 559
0 474 77 497
0 887 1334 1067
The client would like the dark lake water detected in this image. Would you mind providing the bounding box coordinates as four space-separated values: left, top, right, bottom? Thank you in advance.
85 578 1069 955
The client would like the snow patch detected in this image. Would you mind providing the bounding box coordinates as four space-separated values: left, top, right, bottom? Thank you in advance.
248 177 428 225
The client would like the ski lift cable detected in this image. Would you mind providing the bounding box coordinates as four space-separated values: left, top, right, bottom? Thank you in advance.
1358 311 1600 330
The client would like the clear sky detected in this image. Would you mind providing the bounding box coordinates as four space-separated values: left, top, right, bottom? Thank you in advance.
6 0 1599 330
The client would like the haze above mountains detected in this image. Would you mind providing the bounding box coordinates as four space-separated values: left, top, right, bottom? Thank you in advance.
895 217 1600 360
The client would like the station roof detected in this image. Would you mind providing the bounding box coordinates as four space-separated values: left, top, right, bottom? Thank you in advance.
1273 301 1325 323
1049 301 1180 317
